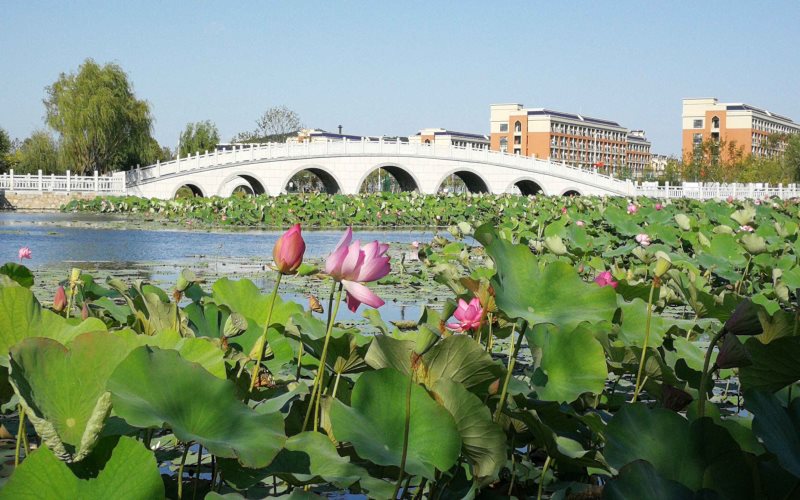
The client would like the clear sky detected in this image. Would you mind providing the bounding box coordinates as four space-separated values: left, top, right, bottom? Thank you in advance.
2 1 798 156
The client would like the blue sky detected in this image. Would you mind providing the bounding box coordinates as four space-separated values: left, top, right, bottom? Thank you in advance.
2 1 798 156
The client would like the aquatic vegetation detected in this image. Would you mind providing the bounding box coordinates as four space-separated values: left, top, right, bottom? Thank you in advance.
3 197 800 498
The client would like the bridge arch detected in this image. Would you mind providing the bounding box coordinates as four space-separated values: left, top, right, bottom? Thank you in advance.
436 168 490 194
561 188 583 197
218 172 268 197
357 163 420 193
507 177 547 196
172 183 205 199
283 164 342 194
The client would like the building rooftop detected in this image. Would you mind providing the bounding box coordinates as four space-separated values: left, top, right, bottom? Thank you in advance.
526 108 622 127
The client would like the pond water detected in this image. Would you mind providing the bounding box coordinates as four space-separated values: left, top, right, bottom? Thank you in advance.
0 211 448 323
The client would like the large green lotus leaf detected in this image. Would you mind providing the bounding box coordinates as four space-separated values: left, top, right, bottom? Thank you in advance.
744 390 800 478
740 337 800 393
617 298 672 348
603 206 643 236
329 368 461 479
264 431 394 497
430 378 506 480
0 436 164 499
527 323 608 403
211 278 303 327
475 225 617 331
0 286 106 357
108 346 285 468
366 334 504 395
603 460 695 500
115 329 227 379
0 263 33 288
8 332 135 462
605 404 755 497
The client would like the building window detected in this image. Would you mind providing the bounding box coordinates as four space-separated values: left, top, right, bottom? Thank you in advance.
499 123 508 132
514 121 522 133
499 137 508 153
712 116 720 129
693 119 703 129
424 139 431 144
514 136 521 145
513 148 521 155
693 133 703 146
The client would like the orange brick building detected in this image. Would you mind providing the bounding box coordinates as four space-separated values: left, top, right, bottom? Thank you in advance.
682 98 800 160
489 104 651 176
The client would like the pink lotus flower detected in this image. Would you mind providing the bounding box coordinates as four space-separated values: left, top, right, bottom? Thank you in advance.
594 271 618 288
635 233 651 246
654 203 663 211
576 220 585 227
446 297 483 333
273 224 306 274
561 207 567 214
726 195 734 203
18 247 31 262
325 227 391 312
411 241 420 249
754 199 762 206
739 225 754 233
627 203 638 214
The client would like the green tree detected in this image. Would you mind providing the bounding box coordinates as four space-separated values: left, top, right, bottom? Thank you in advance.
784 134 800 182
0 127 11 171
178 120 220 157
232 105 301 143
16 130 61 175
44 58 154 174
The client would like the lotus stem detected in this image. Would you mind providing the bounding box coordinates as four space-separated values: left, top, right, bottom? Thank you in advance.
698 329 727 418
412 478 427 500
192 445 202 500
485 313 494 352
537 456 552 500
177 442 190 499
303 282 343 431
736 254 753 295
331 371 342 400
494 322 525 422
507 431 517 496
632 279 657 402
249 273 283 393
392 369 415 499
14 405 25 466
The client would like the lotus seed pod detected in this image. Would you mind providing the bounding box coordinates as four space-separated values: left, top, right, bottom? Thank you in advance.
224 312 248 338
654 252 672 278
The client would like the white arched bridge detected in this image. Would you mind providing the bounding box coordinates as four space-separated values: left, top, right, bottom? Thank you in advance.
1 139 799 200
122 139 636 198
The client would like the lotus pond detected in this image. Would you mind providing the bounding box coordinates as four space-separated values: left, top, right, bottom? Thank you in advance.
1 194 800 499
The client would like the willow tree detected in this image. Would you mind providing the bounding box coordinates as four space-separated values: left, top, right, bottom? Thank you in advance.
179 120 220 157
44 59 154 174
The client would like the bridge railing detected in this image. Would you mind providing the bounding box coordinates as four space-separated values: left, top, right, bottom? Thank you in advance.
0 170 126 194
637 182 800 200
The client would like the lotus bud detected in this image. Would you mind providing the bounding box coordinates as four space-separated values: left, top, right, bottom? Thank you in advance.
654 252 672 278
674 214 691 231
775 283 790 304
81 303 89 320
661 384 692 412
714 333 752 369
53 286 67 312
224 312 248 338
724 299 762 336
741 233 766 255
273 224 306 275
488 378 501 396
414 325 440 355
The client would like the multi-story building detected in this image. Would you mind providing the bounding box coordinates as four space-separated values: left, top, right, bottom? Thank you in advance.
408 128 490 150
649 154 670 176
289 128 407 144
489 104 650 174
682 98 800 160
626 130 652 177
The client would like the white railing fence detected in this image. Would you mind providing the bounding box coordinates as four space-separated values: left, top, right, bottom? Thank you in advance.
0 170 127 195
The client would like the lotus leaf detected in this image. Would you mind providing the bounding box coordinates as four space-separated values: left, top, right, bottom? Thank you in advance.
108 346 285 468
329 367 461 479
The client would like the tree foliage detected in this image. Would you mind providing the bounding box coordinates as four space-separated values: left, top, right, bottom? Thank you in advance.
44 59 154 174
232 105 301 143
15 130 61 175
0 127 11 171
178 120 220 157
